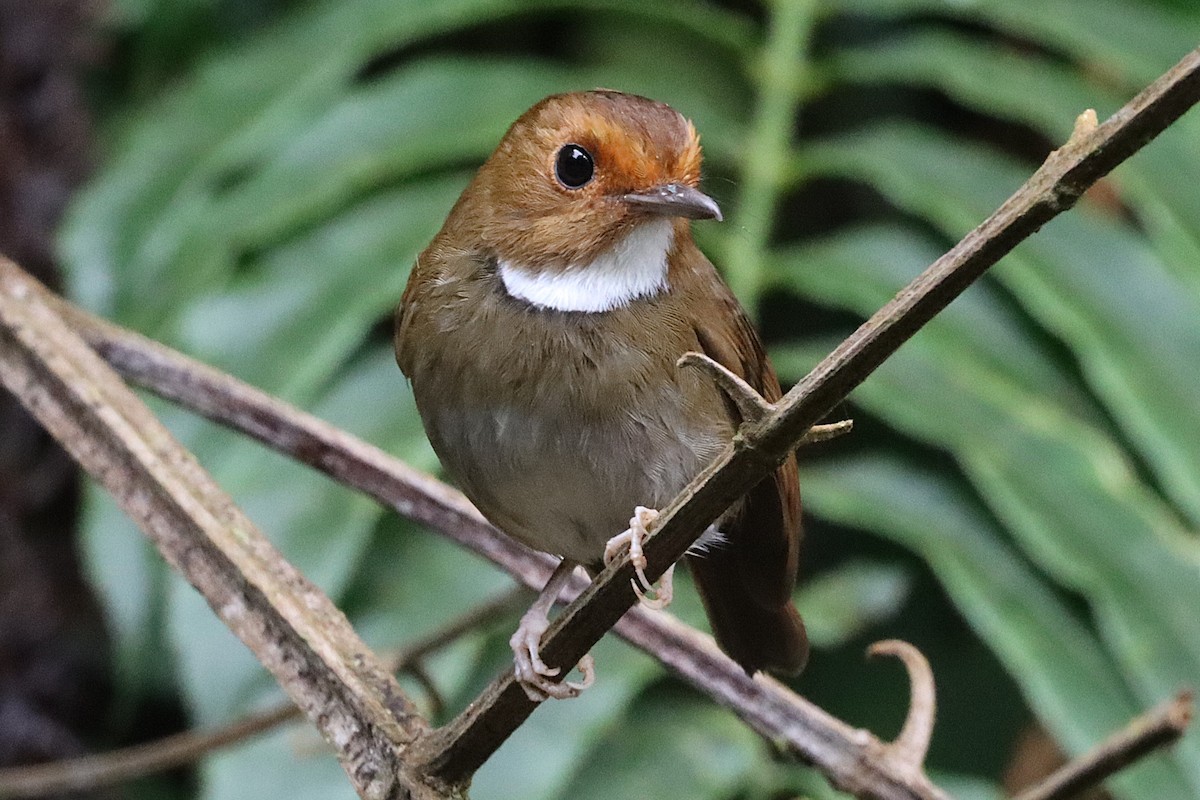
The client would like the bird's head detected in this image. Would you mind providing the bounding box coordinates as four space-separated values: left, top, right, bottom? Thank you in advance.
448 91 721 312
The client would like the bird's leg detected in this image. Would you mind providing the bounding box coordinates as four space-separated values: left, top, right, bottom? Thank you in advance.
510 558 596 702
604 506 675 610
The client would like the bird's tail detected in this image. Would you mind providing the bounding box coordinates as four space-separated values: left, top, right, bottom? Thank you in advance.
688 552 808 676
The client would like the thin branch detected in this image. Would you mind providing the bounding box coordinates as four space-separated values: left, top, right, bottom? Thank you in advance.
1014 691 1194 800
678 351 775 423
0 261 449 800
0 587 526 799
0 706 298 799
677 353 854 435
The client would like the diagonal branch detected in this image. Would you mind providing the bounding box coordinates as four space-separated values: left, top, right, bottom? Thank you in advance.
0 260 451 800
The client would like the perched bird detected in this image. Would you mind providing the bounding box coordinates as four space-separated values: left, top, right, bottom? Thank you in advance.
395 90 806 700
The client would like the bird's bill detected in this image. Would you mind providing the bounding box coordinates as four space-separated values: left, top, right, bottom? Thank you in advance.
621 183 723 222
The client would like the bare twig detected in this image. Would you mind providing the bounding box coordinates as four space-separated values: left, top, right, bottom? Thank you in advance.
801 419 854 445
0 261 451 800
0 705 299 799
1014 691 1194 800
678 352 854 443
678 351 776 423
867 641 936 781
0 584 525 800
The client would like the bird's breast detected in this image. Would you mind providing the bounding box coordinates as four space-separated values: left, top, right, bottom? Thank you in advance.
403 277 731 563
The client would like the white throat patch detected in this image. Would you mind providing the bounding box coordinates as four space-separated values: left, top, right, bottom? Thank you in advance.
498 219 674 313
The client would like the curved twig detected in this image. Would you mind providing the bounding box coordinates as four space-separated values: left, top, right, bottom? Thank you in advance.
678 351 776 423
0 706 299 800
677 351 854 446
867 640 936 780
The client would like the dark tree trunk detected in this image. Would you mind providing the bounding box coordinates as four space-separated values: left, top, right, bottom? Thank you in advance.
0 3 113 797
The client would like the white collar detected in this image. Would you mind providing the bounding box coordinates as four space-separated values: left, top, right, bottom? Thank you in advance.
498 219 674 312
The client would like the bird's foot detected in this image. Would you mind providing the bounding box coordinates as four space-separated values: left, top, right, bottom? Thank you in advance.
510 605 595 702
604 506 674 609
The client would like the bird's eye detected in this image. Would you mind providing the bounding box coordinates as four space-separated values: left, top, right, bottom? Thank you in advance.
554 143 595 189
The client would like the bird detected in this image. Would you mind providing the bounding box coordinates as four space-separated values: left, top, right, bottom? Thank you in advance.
395 90 806 701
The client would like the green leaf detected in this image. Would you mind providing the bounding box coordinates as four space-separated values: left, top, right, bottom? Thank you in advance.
780 327 1200 792
63 0 753 324
203 720 354 800
824 28 1200 299
770 224 1095 417
552 690 763 800
797 560 911 649
771 214 1200 793
174 175 467 402
78 495 175 726
834 0 1198 85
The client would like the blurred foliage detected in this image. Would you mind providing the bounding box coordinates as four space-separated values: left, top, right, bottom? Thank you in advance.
61 0 1200 798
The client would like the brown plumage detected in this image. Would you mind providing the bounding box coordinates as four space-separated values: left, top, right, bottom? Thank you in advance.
396 90 806 690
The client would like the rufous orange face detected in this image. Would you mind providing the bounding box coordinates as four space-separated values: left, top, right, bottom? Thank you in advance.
462 91 706 270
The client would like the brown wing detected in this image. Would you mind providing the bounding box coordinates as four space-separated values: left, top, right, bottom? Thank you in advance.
686 271 807 675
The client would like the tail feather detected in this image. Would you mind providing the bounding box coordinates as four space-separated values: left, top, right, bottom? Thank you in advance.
688 552 808 676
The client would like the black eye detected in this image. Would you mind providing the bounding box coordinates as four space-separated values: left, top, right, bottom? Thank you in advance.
555 143 595 189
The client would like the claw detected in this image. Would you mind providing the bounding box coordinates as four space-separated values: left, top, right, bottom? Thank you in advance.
605 506 674 610
633 563 674 610
510 568 596 701
511 609 593 701
566 654 596 693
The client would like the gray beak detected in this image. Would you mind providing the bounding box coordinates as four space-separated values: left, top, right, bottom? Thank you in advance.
621 183 723 222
